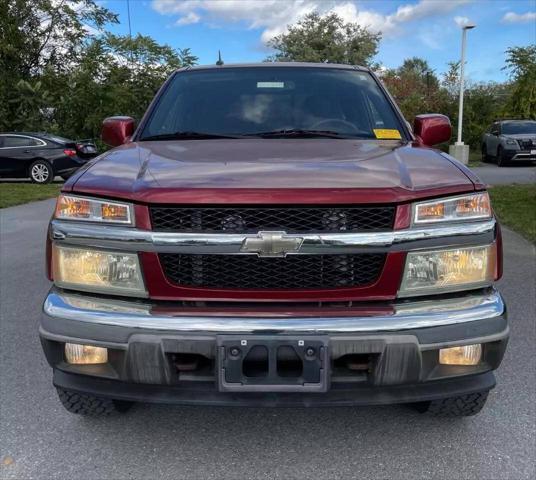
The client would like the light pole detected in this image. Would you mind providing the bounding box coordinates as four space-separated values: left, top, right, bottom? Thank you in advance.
449 22 476 164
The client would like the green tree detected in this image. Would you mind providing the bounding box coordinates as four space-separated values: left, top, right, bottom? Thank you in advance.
0 0 197 140
47 34 197 141
7 80 52 131
381 58 446 122
0 0 117 130
503 45 536 119
462 82 511 149
266 12 381 66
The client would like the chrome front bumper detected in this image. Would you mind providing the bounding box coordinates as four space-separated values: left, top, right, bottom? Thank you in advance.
42 287 505 335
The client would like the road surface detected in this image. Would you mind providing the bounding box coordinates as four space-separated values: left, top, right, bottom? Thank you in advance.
471 164 536 185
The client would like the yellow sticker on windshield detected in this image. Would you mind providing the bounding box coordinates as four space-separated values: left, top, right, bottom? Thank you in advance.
373 129 402 139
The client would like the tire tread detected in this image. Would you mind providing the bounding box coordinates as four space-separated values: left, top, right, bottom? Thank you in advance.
57 388 130 416
418 391 489 417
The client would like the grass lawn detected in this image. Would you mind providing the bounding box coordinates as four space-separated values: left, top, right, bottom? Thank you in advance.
0 183 61 209
489 184 536 243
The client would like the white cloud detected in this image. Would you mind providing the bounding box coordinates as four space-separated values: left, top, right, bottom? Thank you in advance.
151 0 471 42
501 11 536 23
454 16 470 27
175 11 201 26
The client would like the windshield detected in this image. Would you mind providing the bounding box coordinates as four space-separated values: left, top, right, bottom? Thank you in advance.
139 67 405 140
502 122 536 135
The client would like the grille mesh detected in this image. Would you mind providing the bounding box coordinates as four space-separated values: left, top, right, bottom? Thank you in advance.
520 139 535 150
150 206 395 233
159 254 386 290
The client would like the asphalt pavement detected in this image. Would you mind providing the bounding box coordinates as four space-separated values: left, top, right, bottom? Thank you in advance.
470 163 536 185
1 199 535 480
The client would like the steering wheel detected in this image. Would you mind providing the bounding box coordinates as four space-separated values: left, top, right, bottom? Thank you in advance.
309 118 359 133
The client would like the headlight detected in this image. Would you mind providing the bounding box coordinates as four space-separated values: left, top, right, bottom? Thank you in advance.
55 194 133 225
413 192 491 225
505 139 518 146
399 244 496 297
52 245 146 297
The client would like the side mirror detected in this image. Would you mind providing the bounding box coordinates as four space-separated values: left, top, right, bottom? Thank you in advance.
101 116 136 147
413 114 452 147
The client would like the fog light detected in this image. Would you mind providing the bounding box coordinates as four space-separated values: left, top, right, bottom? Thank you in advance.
439 344 482 366
65 343 108 365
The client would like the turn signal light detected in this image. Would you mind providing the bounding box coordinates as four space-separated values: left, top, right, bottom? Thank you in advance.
55 194 133 224
439 344 482 366
65 343 108 365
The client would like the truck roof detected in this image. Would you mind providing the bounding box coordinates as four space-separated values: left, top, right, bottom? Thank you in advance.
179 62 370 72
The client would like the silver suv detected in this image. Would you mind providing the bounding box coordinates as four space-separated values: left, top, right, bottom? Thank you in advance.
482 120 536 167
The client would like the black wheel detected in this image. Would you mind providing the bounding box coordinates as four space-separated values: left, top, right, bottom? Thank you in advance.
496 147 509 167
413 391 489 417
57 388 133 416
481 144 490 162
29 160 53 184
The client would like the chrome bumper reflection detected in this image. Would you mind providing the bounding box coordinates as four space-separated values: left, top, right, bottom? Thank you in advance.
43 288 505 334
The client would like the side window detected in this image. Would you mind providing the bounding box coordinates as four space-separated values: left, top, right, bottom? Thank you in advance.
3 136 34 148
28 137 44 146
490 123 499 135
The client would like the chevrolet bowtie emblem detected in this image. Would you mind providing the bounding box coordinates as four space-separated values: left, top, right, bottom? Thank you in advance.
240 231 304 257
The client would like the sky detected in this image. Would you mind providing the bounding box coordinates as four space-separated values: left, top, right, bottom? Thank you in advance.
102 0 536 82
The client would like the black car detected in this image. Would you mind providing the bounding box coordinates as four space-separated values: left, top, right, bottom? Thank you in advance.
0 132 98 183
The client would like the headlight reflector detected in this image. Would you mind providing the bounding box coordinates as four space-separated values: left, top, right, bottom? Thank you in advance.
414 192 491 224
53 245 146 297
55 194 133 224
399 244 496 297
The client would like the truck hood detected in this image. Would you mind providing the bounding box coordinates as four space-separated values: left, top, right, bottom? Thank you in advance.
69 139 479 204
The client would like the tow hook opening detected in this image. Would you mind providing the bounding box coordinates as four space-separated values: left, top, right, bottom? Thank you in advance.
333 354 376 376
172 353 211 372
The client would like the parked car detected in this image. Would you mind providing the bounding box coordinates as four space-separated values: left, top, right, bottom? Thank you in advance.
481 120 536 166
0 132 98 183
41 63 507 418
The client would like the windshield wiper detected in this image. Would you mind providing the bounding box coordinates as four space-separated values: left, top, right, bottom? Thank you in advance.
141 131 241 141
242 129 359 139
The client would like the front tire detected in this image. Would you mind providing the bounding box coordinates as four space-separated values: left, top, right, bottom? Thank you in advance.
481 144 490 162
29 160 54 184
496 147 509 167
57 388 133 416
413 391 489 417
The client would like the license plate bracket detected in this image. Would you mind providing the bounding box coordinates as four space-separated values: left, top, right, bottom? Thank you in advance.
217 335 329 392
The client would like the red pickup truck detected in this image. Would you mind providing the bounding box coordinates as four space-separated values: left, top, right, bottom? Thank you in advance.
41 63 507 417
